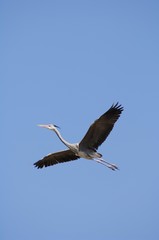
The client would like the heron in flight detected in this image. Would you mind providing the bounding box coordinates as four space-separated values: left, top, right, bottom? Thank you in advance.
34 103 123 170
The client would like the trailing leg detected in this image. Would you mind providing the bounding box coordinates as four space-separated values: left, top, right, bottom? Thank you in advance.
94 158 119 171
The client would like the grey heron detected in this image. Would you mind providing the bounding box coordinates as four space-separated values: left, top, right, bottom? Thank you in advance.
34 103 123 170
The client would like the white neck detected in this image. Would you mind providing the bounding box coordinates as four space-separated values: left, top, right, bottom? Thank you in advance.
53 128 71 148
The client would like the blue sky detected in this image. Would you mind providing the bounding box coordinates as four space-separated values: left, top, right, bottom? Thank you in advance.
1 0 159 239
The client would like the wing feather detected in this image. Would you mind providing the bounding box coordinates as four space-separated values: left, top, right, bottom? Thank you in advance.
79 103 123 150
34 149 80 169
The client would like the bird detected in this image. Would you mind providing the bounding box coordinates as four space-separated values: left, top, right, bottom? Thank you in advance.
34 103 123 170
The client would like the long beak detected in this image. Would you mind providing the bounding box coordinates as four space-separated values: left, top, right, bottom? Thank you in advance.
37 124 50 129
37 124 60 129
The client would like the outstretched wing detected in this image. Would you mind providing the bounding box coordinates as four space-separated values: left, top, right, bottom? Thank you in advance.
34 149 80 169
79 103 123 151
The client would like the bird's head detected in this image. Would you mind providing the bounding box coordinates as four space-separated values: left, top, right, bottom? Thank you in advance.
38 124 60 131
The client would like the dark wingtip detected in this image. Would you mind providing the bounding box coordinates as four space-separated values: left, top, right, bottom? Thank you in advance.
33 161 43 169
111 102 124 113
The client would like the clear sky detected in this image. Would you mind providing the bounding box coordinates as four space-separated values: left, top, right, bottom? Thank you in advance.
1 0 159 239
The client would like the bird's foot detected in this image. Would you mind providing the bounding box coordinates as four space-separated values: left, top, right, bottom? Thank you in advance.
107 163 119 171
